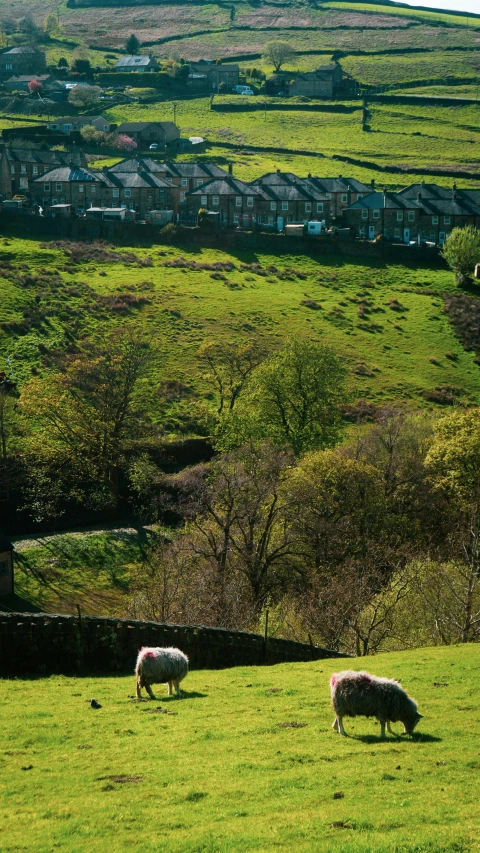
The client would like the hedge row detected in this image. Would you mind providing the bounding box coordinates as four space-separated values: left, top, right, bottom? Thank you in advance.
95 72 180 88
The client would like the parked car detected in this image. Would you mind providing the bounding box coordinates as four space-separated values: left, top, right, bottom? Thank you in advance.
232 85 254 95
149 143 159 150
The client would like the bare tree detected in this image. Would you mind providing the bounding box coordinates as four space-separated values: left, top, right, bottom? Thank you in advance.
198 340 266 414
262 40 295 72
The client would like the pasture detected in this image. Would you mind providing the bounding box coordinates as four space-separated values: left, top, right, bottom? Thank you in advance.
0 644 479 852
2 236 480 414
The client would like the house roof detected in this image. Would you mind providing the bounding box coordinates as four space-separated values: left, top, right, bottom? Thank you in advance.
5 148 80 166
115 55 156 68
257 183 327 203
190 61 239 73
187 176 260 196
116 121 179 134
108 157 166 174
48 116 107 124
108 170 172 189
6 74 52 83
160 162 227 179
32 167 113 185
308 176 371 194
347 192 424 211
2 45 40 55
419 196 480 216
398 183 453 200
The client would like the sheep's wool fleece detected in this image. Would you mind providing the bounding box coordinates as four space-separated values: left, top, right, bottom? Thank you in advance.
136 647 189 685
330 670 418 722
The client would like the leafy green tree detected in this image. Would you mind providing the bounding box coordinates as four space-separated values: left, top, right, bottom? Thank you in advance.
245 339 348 456
70 57 92 76
426 409 480 509
44 13 59 35
262 40 295 72
68 84 102 109
441 225 480 286
199 340 267 414
58 56 68 68
125 33 140 55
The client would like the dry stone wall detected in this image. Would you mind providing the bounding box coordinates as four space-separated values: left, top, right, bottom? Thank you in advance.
0 612 348 676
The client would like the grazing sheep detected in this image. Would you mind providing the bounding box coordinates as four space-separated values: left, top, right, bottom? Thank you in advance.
135 647 189 699
330 670 422 739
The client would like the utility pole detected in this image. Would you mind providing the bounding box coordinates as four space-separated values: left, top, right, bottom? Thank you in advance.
173 101 177 125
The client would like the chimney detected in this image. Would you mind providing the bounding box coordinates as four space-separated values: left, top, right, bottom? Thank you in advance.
228 162 233 175
308 172 312 179
371 178 375 191
417 192 422 201
277 168 281 174
338 174 342 179
421 179 425 187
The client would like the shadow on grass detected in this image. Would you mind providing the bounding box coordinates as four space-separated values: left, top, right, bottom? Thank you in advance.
353 732 442 744
0 593 41 614
151 691 207 702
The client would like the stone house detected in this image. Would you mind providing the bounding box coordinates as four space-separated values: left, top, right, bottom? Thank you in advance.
186 176 261 227
417 195 480 244
106 168 175 216
31 165 114 212
345 191 424 241
0 145 85 199
4 73 59 93
47 116 112 135
288 63 343 99
115 122 180 149
155 162 227 209
188 60 239 91
115 55 159 72
0 45 46 80
306 175 372 219
253 171 330 226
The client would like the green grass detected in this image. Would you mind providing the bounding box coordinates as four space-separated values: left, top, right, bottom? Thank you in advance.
0 644 479 852
324 1 480 27
2 236 480 415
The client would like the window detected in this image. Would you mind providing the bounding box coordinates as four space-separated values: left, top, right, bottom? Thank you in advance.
282 201 288 211
78 185 84 194
233 213 239 224
55 183 62 192
305 203 312 213
396 211 403 221
201 195 207 206
44 183 50 191
212 196 219 206
236 197 242 207
5 63 12 70
181 178 188 187
32 165 38 176
432 216 439 225
159 190 164 198
268 216 274 225
10 166 15 175
90 185 96 194
129 203 135 211
257 215 262 224
325 193 331 199
407 211 414 222
394 228 401 238
316 203 323 213
19 178 28 189
373 209 380 219
246 197 253 208
341 193 348 203
112 188 119 198
124 188 131 198
180 191 186 202
20 164 27 173
444 216 450 225
270 201 277 211
52 198 57 206
0 559 9 578
361 209 368 219
197 179 203 187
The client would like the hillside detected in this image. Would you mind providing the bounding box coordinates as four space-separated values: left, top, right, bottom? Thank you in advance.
0 644 479 853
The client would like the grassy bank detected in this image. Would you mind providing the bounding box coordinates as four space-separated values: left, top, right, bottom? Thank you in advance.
0 644 479 852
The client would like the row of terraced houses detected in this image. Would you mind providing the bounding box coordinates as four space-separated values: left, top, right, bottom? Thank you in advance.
1 146 479 244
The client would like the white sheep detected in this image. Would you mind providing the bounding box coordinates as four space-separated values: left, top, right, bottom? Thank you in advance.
330 670 422 739
135 646 189 699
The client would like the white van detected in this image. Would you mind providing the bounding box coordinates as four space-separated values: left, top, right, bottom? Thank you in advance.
232 85 254 95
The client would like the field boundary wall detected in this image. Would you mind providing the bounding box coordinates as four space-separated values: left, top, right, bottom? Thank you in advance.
0 612 348 676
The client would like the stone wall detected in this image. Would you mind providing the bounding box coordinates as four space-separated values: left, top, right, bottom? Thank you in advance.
0 613 348 677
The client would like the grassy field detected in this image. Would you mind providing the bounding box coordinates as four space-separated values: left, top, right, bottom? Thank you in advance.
0 644 479 853
2 236 480 414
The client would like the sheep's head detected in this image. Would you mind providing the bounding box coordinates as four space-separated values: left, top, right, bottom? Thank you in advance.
402 711 423 735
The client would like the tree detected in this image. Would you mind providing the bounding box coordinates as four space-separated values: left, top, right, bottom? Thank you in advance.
245 339 348 456
28 79 42 96
125 33 140 55
198 340 267 414
19 12 39 41
58 57 68 68
80 124 107 146
441 225 480 286
110 133 137 151
70 58 92 77
44 13 59 35
68 85 102 110
425 409 480 510
262 40 295 72
20 331 151 506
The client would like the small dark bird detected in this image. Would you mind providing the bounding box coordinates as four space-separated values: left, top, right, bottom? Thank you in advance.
90 699 102 709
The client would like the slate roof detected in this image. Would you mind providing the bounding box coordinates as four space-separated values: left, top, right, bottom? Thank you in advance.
398 183 453 201
308 176 371 194
187 176 260 196
419 196 480 217
48 116 107 125
115 56 157 69
2 45 39 55
108 158 166 174
116 121 179 135
5 148 80 166
160 162 227 179
347 192 424 211
32 167 113 186
6 74 52 83
108 170 172 189
257 183 327 203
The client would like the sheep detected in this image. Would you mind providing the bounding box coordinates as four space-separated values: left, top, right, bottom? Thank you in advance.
330 670 422 740
135 646 189 699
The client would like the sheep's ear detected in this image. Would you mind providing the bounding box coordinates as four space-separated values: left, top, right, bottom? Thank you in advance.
417 713 424 719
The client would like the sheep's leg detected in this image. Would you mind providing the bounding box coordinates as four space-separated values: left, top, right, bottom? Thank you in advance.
332 716 339 732
174 679 182 698
335 716 347 736
386 721 394 735
168 681 173 696
136 677 142 699
145 683 156 700
379 719 386 740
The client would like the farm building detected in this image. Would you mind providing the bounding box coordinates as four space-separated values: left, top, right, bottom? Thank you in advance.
115 55 159 72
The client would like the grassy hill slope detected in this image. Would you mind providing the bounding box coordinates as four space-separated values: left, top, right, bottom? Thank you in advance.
0 644 479 853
